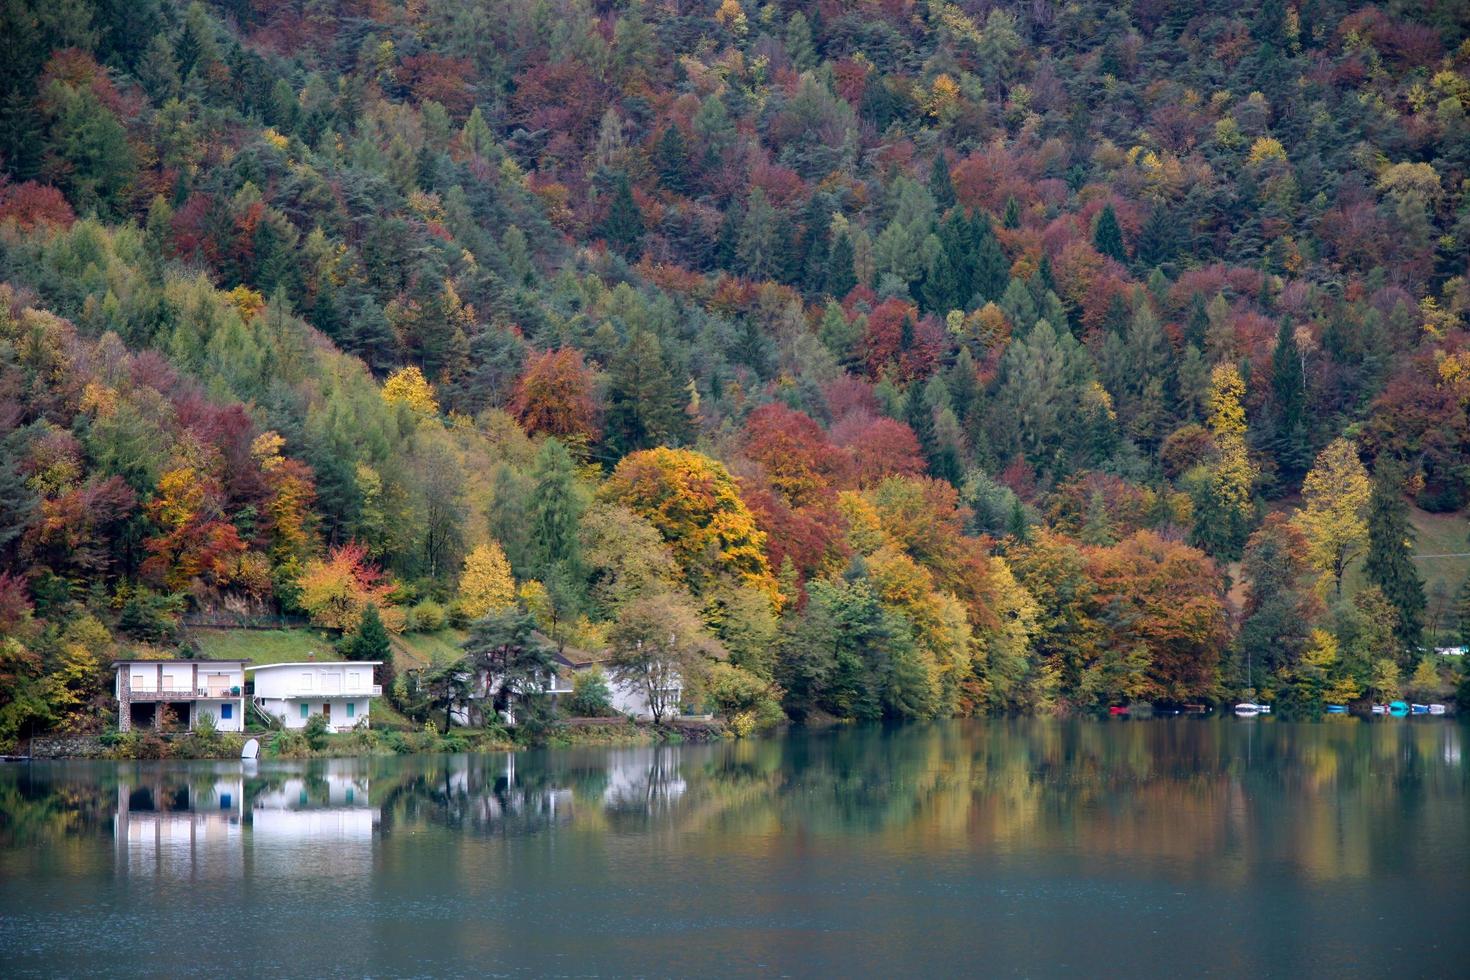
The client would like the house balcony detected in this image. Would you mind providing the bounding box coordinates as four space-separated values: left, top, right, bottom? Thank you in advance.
273 685 382 699
123 682 242 701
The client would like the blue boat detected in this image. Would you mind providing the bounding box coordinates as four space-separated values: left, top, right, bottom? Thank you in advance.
1389 700 1409 717
1411 703 1430 715
1325 705 1348 714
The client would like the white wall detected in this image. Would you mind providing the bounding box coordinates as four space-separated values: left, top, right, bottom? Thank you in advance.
251 664 376 699
260 697 371 732
117 663 244 696
193 699 244 732
606 674 681 721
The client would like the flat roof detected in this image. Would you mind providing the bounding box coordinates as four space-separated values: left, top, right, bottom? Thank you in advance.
113 659 250 666
246 662 381 670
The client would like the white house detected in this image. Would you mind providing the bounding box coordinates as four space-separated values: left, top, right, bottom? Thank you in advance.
449 644 682 726
114 659 249 732
553 647 684 721
249 662 381 732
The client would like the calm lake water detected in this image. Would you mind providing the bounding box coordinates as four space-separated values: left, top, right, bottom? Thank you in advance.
1 719 1467 976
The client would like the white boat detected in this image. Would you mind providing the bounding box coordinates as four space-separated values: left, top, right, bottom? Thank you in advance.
1234 703 1261 716
1429 704 1447 716
241 737 259 760
1372 704 1389 715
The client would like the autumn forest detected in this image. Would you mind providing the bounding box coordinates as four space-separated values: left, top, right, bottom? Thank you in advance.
2 0 1470 747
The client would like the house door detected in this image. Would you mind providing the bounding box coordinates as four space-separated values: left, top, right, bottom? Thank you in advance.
323 702 332 725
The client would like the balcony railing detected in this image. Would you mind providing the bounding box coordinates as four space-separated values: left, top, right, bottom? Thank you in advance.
268 684 383 699
123 681 242 701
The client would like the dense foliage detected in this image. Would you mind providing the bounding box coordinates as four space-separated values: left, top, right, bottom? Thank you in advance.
3 0 1469 744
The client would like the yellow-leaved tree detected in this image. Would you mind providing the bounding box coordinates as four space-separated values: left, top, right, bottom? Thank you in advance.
381 365 439 415
458 542 516 620
602 447 778 603
1294 438 1371 595
1193 362 1257 559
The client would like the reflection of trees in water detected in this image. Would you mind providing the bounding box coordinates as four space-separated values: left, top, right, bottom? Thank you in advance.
2 722 1466 882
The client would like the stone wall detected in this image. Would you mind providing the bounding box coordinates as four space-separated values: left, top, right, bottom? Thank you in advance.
27 735 114 759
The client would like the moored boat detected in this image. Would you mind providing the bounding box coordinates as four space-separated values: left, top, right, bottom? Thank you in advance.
1325 704 1348 714
1429 704 1447 715
1389 701 1409 717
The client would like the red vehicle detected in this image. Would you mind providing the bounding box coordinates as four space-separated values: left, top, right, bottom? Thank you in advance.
1108 705 1129 716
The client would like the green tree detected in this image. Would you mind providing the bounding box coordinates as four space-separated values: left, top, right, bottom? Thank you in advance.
601 173 644 260
653 125 691 194
462 607 557 722
1364 462 1426 666
339 604 391 661
1267 318 1309 486
1093 204 1128 263
608 591 714 723
928 153 956 211
604 330 689 456
825 230 856 298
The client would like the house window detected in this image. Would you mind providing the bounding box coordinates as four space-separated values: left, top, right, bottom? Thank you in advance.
300 703 309 719
221 703 233 720
220 793 232 810
347 702 355 718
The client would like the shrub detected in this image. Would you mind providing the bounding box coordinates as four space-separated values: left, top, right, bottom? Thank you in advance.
349 718 380 751
702 662 786 731
303 712 330 750
567 668 613 717
271 728 308 757
407 599 446 633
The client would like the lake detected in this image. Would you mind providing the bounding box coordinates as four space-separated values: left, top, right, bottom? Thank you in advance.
1 719 1466 976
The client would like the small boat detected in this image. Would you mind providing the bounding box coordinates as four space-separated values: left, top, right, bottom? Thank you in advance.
1234 702 1263 716
1411 703 1430 715
1108 705 1128 716
241 737 259 760
1182 704 1207 714
1389 701 1409 717
1429 704 1447 715
1372 704 1389 715
1325 705 1348 714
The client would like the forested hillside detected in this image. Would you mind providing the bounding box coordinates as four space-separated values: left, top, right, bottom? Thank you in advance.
2 0 1468 745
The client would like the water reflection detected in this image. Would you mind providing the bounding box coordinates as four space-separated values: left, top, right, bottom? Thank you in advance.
0 719 1466 887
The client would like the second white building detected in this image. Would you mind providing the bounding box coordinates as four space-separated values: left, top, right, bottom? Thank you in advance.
249 662 382 732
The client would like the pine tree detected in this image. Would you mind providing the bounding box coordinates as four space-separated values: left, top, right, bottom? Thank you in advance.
1365 461 1426 666
785 11 817 71
1135 204 1178 269
905 383 940 476
601 173 644 259
1002 195 1021 229
971 213 1009 304
736 187 781 281
605 330 689 456
340 604 391 661
1093 203 1128 263
928 153 956 212
1184 293 1210 349
529 438 585 587
1268 318 1309 486
921 246 959 315
825 230 856 298
653 125 691 194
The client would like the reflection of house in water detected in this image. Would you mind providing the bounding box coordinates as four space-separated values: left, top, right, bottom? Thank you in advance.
601 746 686 811
252 761 379 874
445 753 574 832
114 768 245 879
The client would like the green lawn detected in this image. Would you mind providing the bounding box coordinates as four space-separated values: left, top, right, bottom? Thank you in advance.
191 628 343 664
1341 506 1468 596
189 625 468 673
391 629 468 671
